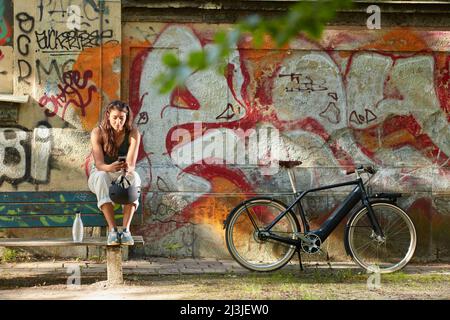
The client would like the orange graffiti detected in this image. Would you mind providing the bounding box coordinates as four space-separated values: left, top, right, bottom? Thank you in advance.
362 28 429 52
190 177 247 236
73 42 122 130
353 129 379 152
239 35 290 84
383 129 416 148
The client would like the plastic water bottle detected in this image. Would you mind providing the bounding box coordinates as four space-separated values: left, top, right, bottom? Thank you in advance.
72 211 84 243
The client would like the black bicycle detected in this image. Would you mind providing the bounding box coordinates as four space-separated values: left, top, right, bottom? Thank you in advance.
224 161 417 274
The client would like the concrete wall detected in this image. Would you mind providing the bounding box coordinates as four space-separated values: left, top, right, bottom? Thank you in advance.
1 1 449 261
3 0 121 191
123 22 450 261
1 0 121 258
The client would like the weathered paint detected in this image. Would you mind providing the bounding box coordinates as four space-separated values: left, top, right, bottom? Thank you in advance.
13 0 121 130
0 0 13 46
0 2 448 260
0 191 143 227
124 23 450 259
0 45 13 93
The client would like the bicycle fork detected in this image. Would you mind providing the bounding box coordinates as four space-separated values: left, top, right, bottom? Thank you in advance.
362 197 385 240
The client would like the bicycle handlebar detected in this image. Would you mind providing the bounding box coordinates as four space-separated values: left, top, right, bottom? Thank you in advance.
346 165 377 175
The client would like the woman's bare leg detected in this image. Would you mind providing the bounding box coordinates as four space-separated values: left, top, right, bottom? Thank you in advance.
100 203 116 230
122 204 135 231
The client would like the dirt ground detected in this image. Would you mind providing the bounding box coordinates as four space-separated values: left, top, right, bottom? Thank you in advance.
0 268 449 300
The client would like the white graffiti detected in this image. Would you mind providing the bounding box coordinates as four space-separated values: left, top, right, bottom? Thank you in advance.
136 25 450 193
0 128 27 181
0 127 52 184
137 26 247 194
129 25 450 258
273 50 347 132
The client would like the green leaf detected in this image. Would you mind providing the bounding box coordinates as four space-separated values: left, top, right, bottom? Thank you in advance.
252 30 264 48
216 61 228 77
187 51 207 69
157 74 177 94
243 14 261 30
155 0 354 94
162 53 180 68
213 31 228 45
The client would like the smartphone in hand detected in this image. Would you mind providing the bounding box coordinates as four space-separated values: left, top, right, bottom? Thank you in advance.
118 156 126 163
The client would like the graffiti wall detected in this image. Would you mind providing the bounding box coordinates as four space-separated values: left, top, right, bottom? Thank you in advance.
0 0 13 93
1 1 449 261
14 0 121 130
123 23 450 260
0 0 13 46
0 0 120 191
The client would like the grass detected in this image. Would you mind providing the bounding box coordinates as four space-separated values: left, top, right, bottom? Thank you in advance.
383 272 450 283
88 255 105 263
0 267 448 299
1 248 19 262
0 248 37 263
125 269 450 299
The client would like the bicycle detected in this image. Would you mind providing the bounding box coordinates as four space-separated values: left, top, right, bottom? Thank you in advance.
224 161 417 274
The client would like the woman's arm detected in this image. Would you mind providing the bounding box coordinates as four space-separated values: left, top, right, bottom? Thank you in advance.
124 127 141 173
91 128 124 173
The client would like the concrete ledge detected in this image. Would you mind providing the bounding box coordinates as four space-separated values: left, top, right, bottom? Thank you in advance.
1 260 449 275
0 94 29 104
0 236 144 247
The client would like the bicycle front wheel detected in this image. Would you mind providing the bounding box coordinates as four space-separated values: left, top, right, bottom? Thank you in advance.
346 202 417 273
225 198 300 272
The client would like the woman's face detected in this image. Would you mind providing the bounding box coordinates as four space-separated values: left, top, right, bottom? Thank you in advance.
108 109 127 132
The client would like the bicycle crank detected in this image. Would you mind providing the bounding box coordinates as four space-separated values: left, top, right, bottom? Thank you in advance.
300 233 322 254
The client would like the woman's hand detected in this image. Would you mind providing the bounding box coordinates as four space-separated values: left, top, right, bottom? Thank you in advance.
122 161 135 173
108 161 127 173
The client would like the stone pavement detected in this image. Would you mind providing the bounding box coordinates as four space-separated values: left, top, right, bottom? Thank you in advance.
0 258 449 276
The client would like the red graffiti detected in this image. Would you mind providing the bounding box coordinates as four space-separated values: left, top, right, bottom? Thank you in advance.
436 55 450 122
38 70 97 119
170 86 200 110
129 27 450 245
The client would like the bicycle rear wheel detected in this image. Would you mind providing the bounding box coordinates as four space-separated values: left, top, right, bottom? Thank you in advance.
225 198 300 272
345 202 417 273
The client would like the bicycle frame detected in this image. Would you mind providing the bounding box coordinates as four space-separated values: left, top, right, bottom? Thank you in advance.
261 177 384 246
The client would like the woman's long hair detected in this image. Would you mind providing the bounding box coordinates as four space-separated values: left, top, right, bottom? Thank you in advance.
100 100 134 158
